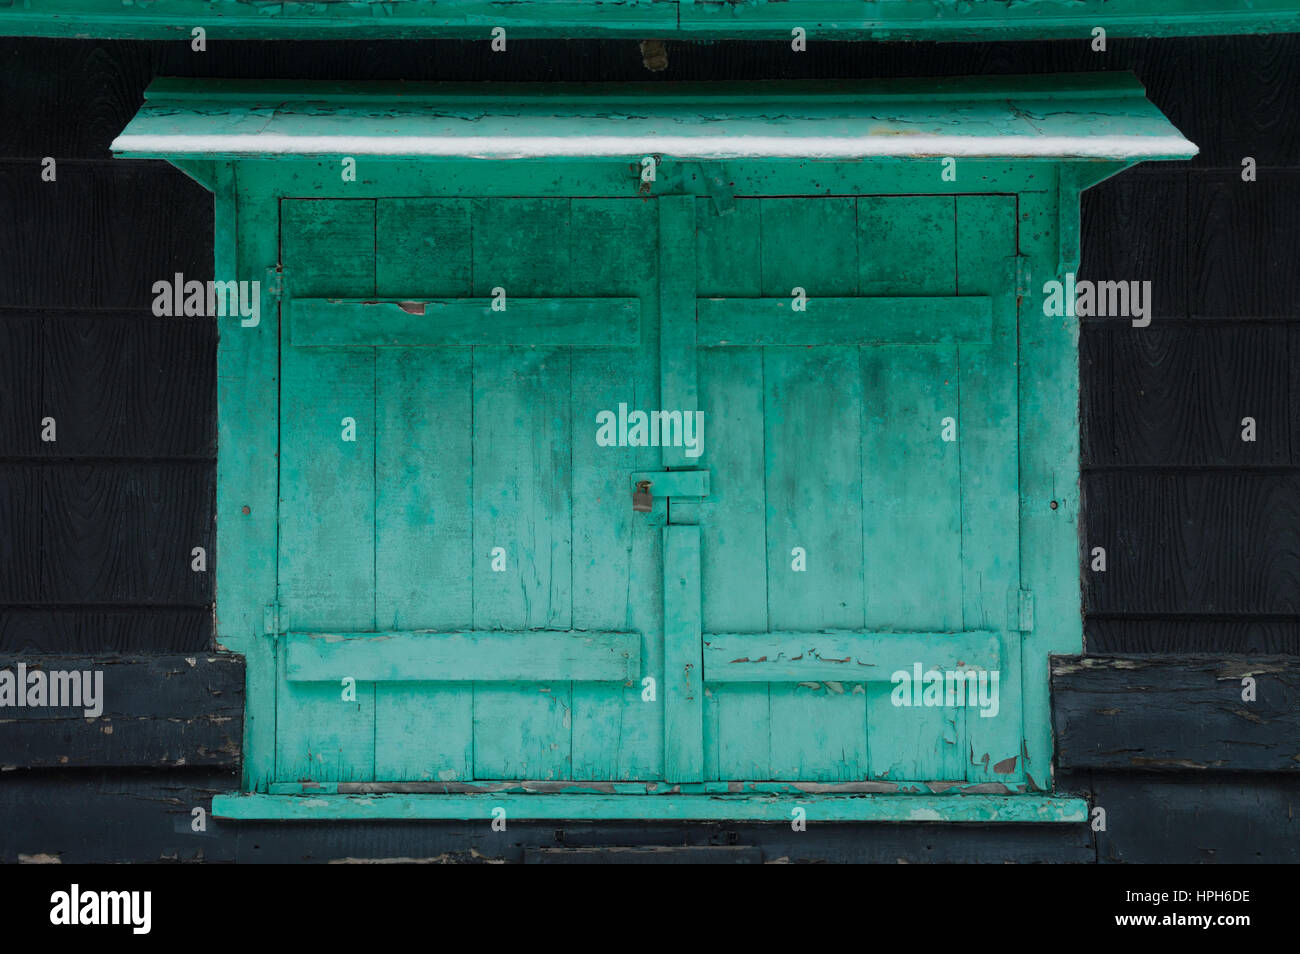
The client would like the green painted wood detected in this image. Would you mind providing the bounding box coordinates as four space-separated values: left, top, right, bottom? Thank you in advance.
658 195 697 470
567 198 664 781
214 165 281 793
1019 178 1085 791
168 115 1181 811
696 296 992 347
10 0 1300 39
372 198 475 783
628 470 710 498
289 297 642 348
111 76 1198 162
266 778 1032 795
955 196 1025 786
276 198 378 784
211 792 1090 823
663 525 704 783
857 195 964 781
758 199 870 780
285 631 641 683
469 198 575 782
185 158 1048 203
694 200 772 782
703 632 1001 682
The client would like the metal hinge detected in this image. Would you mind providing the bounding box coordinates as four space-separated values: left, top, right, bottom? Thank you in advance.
265 265 284 301
1015 255 1032 298
1009 588 1034 632
264 601 282 637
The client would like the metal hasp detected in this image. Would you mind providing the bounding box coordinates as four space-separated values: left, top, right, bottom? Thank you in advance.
111 74 1196 822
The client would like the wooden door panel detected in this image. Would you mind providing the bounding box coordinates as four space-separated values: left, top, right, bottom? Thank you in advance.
276 197 662 784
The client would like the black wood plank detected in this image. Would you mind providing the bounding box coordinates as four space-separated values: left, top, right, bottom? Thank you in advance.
0 769 240 863
37 462 214 605
0 608 212 653
1086 617 1300 655
1079 325 1113 470
1083 323 1289 467
1053 654 1300 772
0 159 212 310
0 465 41 603
1083 472 1300 615
1090 772 1300 863
524 845 762 863
42 311 216 459
1207 33 1300 170
0 311 42 458
1187 170 1300 318
0 653 242 768
1079 170 1188 320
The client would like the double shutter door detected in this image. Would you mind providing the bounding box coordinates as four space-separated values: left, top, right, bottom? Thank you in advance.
271 192 1024 789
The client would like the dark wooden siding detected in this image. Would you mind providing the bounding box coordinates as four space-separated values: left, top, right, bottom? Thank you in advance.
1 33 1297 862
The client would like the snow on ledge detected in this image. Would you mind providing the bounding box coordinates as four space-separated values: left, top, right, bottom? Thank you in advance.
111 131 1198 161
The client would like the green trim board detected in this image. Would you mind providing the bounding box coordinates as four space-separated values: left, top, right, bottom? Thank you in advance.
111 75 1198 163
285 631 642 683
112 77 1195 820
212 792 1090 822
697 296 992 346
290 297 642 347
702 631 1000 682
4 0 1298 39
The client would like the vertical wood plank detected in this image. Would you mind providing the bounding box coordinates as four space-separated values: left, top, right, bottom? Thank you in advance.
1021 180 1082 790
858 195 964 781
695 199 770 780
220 167 277 791
471 198 573 781
763 347 868 780
956 194 1024 785
372 198 475 780
663 524 703 782
861 345 965 781
757 198 865 781
568 199 661 780
658 194 697 470
275 197 377 782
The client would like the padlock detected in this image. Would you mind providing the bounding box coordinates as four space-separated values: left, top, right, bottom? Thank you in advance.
632 480 653 513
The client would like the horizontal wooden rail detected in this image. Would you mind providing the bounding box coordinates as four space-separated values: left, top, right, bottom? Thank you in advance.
213 792 1087 823
696 296 991 347
702 631 1001 682
1052 654 1300 773
290 297 641 347
284 630 641 683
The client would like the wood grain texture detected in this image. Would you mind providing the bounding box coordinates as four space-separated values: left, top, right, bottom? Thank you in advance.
1083 472 1300 615
38 462 214 605
0 311 42 458
0 608 211 653
1078 169 1188 319
1090 772 1300 863
1052 654 1300 772
1086 617 1300 655
41 310 216 458
1082 322 1290 467
0 160 212 309
1187 170 1300 318
0 653 242 768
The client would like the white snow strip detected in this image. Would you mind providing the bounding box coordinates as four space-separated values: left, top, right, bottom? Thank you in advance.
111 131 1198 160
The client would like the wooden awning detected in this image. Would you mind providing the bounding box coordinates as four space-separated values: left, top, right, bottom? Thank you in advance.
111 73 1197 162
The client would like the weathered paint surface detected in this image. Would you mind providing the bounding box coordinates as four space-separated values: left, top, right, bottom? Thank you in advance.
112 75 1198 162
4 0 1299 40
212 792 1090 822
110 78 1197 819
